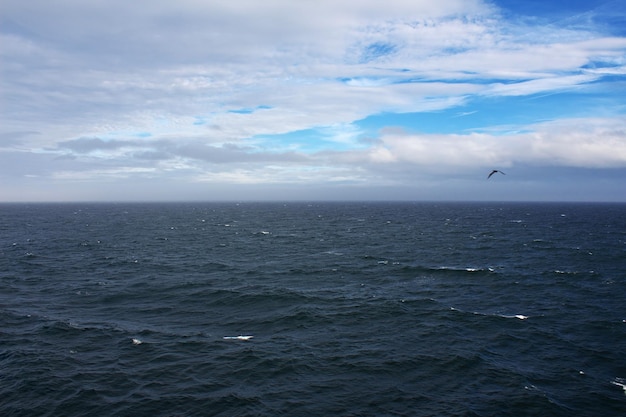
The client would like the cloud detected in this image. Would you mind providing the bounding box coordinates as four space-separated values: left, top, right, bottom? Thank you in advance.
1 1 489 66
0 131 41 148
364 117 626 170
54 135 310 167
4 0 620 134
37 116 626 190
57 137 130 153
1 0 625 201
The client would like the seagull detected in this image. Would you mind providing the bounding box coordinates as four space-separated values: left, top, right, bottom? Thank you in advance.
487 169 506 179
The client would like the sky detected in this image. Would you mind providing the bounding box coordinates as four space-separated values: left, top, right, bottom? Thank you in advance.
1 0 625 202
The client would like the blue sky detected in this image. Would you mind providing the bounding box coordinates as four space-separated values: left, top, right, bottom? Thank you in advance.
1 0 625 201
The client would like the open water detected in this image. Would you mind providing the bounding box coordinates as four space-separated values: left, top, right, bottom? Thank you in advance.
1 202 625 416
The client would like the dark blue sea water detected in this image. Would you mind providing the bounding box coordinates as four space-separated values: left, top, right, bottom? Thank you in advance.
1 202 625 416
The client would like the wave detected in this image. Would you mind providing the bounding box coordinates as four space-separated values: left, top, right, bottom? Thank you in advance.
399 264 498 276
3 202 625 416
450 307 529 321
612 378 626 395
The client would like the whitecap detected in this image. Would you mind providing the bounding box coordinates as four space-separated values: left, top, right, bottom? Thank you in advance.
611 378 626 395
131 338 143 345
223 335 254 341
500 314 529 320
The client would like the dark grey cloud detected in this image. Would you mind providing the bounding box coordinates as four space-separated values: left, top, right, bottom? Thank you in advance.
172 142 308 164
56 137 133 153
0 131 41 147
132 150 172 161
0 149 96 178
55 136 309 165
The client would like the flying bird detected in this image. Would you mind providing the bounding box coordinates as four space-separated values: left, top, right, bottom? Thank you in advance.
487 170 506 179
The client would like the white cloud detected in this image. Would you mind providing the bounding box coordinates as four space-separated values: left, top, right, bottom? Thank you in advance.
365 117 626 170
484 74 599 96
1 0 625 201
28 116 625 191
2 0 621 137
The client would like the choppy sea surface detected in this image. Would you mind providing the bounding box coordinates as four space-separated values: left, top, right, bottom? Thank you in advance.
1 202 625 416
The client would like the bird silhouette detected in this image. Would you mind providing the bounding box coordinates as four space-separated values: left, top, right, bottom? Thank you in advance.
487 170 506 179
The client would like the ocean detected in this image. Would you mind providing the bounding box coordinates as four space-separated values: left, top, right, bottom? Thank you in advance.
1 202 625 416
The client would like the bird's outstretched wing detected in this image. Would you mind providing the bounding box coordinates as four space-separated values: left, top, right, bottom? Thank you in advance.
487 170 505 179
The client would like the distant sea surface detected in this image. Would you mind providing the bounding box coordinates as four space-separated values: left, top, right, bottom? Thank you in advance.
1 202 625 416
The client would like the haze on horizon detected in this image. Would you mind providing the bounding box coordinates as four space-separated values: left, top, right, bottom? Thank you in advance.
1 0 625 202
